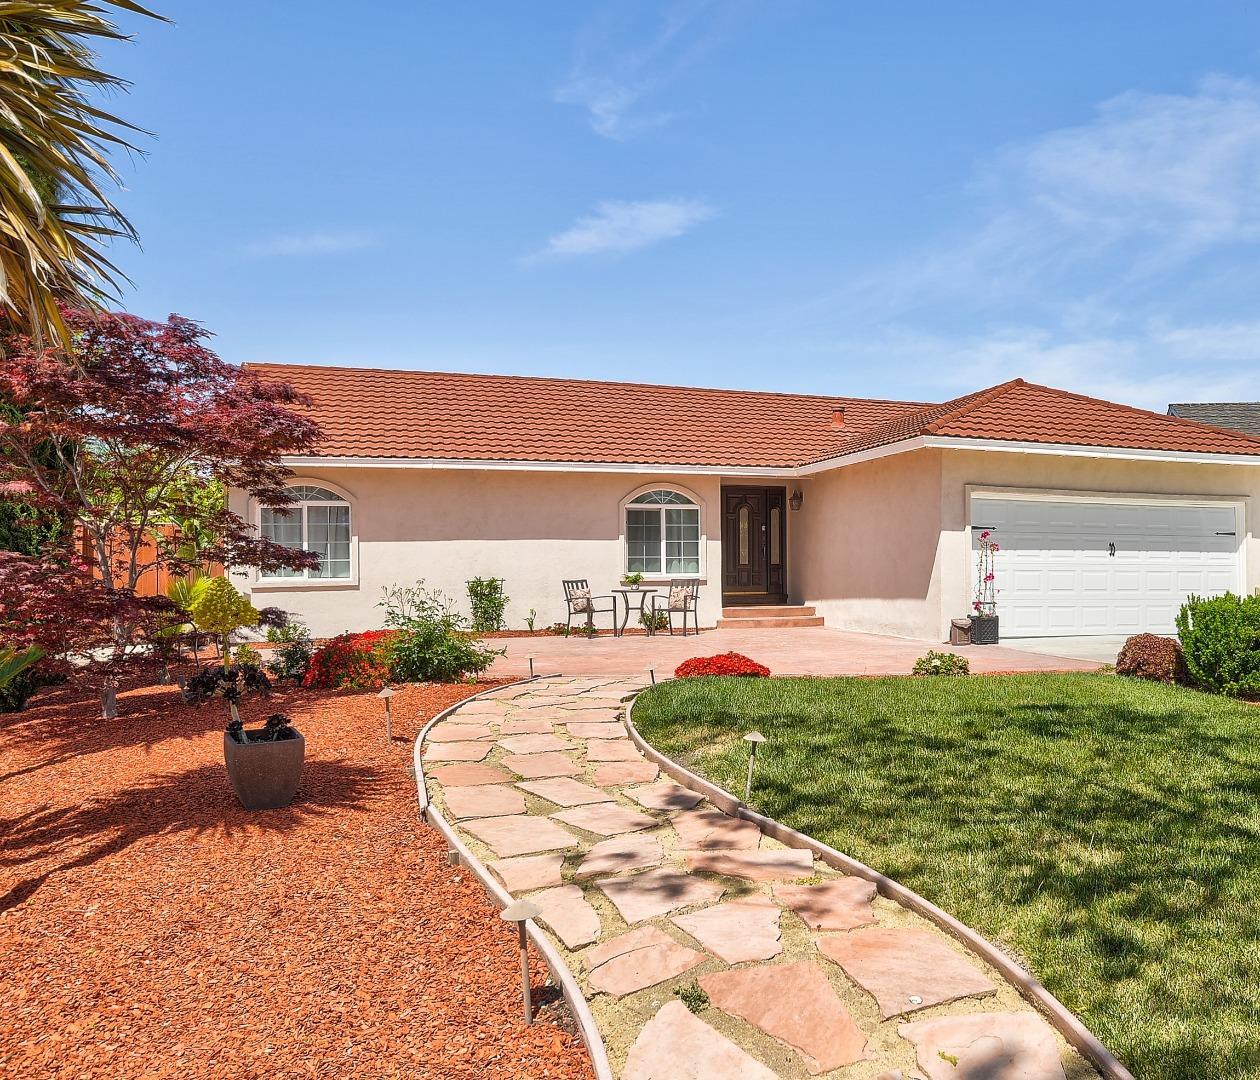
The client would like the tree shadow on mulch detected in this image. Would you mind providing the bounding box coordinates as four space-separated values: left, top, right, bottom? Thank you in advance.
0 756 382 914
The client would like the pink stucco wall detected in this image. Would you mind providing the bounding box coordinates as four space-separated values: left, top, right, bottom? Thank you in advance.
230 468 725 638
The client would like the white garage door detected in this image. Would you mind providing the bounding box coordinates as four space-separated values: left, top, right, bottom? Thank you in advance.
971 495 1242 637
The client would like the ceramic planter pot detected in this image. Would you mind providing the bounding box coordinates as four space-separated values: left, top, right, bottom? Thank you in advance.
969 614 1000 645
223 727 305 810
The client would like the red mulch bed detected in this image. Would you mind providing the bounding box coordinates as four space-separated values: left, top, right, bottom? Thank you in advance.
0 673 593 1079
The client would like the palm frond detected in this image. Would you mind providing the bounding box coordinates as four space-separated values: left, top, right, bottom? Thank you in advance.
0 644 42 687
0 1 165 347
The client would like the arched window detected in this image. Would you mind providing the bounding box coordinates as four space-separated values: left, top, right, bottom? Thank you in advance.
259 485 352 580
624 489 701 576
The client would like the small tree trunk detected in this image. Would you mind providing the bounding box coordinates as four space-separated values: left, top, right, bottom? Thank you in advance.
101 681 118 720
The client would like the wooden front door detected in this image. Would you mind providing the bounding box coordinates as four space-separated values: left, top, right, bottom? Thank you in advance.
722 487 786 602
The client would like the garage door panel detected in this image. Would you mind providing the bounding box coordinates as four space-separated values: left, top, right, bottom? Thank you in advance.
972 496 1241 637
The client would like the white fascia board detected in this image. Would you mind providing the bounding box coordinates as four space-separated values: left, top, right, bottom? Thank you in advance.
278 455 801 478
922 436 1260 467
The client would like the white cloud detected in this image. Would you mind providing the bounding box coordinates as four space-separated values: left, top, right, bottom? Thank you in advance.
553 1 734 139
528 198 716 261
243 230 376 258
862 76 1260 311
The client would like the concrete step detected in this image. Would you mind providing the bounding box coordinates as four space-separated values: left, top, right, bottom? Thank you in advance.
716 616 825 629
721 605 817 619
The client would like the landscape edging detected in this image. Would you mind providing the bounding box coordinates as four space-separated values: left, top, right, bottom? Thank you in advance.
413 676 615 1080
622 686 1136 1080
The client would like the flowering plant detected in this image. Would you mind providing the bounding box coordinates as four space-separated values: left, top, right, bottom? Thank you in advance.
302 630 397 690
674 652 770 678
972 530 1000 617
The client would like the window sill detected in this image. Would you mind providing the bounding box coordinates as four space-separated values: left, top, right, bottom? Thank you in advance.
250 577 360 591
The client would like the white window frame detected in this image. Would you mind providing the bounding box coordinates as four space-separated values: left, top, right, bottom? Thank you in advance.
620 483 706 580
253 480 359 589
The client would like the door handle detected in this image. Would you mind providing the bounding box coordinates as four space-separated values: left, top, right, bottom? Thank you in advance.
1108 542 1116 557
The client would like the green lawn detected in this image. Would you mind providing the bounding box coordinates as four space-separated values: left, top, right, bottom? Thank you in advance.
632 673 1260 1080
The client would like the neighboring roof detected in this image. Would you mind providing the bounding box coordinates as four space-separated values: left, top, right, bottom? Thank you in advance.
806 379 1260 464
245 363 1260 469
244 363 921 469
1168 402 1260 437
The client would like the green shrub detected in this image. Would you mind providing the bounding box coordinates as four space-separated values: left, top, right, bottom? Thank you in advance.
676 981 709 1013
467 577 508 632
912 650 970 676
381 580 499 683
266 617 314 681
1176 593 1260 697
639 609 669 632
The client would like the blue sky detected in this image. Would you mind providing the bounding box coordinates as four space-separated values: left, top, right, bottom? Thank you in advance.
100 1 1260 408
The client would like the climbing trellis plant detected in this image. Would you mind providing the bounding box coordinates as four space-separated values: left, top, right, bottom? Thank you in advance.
973 530 999 616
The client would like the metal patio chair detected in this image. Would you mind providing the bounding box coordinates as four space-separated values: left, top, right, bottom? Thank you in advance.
650 579 700 636
562 579 616 634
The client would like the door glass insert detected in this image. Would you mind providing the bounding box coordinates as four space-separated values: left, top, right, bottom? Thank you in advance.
738 505 750 565
769 507 781 566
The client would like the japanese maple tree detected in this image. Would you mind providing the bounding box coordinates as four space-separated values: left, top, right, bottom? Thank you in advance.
0 307 324 717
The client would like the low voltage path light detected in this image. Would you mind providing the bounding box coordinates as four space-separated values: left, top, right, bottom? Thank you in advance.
378 686 396 747
648 667 656 686
743 730 766 802
500 899 542 1024
527 656 535 679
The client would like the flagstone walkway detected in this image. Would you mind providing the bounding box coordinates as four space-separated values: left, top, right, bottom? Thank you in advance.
419 677 1101 1080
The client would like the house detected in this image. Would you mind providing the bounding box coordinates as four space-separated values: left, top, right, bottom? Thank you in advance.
228 365 1260 643
1168 402 1260 438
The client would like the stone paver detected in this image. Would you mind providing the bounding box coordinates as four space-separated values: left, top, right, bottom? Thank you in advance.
561 721 625 739
497 717 557 735
627 781 705 811
671 807 762 849
593 760 659 786
530 884 602 949
516 777 614 807
558 709 622 723
683 848 814 881
461 815 579 858
898 1013 1067 1080
423 740 492 762
583 739 643 762
699 962 869 1074
671 896 782 964
817 928 997 1018
774 878 878 930
501 752 582 778
497 733 572 755
574 833 665 879
583 925 705 998
441 784 527 820
426 762 513 787
622 1000 777 1080
489 853 565 893
426 722 494 742
597 868 723 923
552 804 656 837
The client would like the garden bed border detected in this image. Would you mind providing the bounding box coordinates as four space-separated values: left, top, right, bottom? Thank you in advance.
622 685 1136 1080
412 676 614 1080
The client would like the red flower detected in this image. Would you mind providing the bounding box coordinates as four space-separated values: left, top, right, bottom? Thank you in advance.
980 530 990 539
674 652 770 679
303 629 398 690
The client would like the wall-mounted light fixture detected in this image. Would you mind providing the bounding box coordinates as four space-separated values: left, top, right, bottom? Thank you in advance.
788 488 803 511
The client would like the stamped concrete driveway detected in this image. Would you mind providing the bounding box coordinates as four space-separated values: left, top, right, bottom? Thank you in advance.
487 626 1103 680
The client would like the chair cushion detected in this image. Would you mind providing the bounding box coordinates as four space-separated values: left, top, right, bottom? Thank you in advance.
570 586 592 613
669 585 694 609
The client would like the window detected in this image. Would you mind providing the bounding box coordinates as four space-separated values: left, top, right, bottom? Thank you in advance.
259 485 352 580
625 489 701 576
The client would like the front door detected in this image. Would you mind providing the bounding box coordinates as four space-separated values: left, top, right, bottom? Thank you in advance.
722 487 786 602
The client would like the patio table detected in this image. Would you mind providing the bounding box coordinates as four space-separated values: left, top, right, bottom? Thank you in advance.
612 587 659 637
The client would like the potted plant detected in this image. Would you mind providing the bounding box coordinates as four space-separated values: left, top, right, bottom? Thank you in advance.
969 530 1000 645
621 571 645 589
180 577 306 809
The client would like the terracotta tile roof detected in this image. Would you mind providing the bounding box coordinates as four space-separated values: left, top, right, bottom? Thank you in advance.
807 379 1260 463
244 363 922 468
1167 402 1260 437
247 364 1260 468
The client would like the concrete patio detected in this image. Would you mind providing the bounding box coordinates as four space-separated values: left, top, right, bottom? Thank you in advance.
486 626 1103 679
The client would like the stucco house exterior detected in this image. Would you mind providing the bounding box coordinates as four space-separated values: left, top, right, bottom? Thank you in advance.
228 364 1260 643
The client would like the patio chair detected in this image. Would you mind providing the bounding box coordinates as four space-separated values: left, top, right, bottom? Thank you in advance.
562 579 616 634
650 579 700 636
